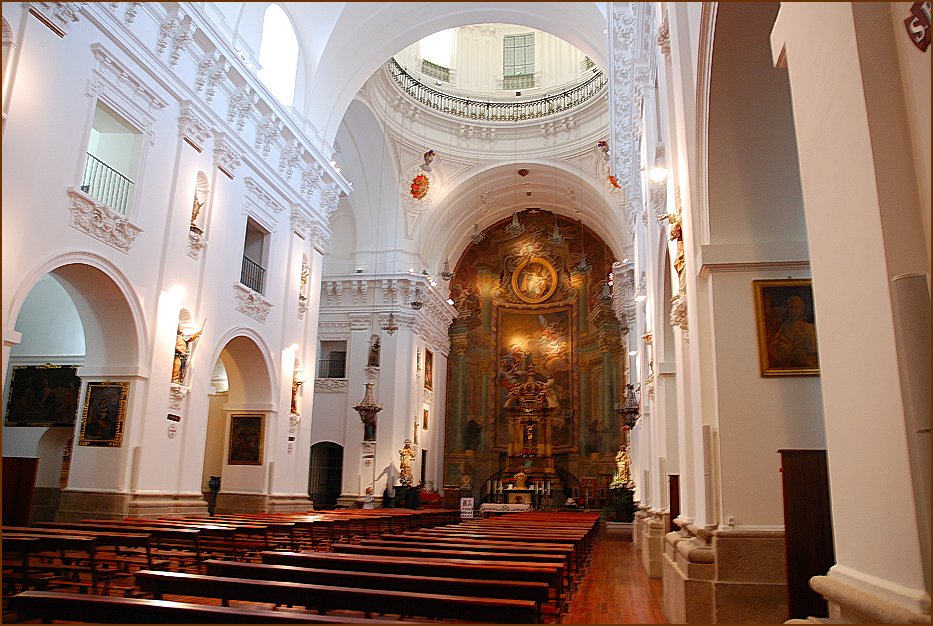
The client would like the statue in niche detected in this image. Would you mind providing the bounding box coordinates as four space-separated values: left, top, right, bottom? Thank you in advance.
367 337 381 367
290 373 303 416
190 195 204 232
172 321 204 385
660 212 685 289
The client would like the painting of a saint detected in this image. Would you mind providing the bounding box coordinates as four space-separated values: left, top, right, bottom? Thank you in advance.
512 257 557 303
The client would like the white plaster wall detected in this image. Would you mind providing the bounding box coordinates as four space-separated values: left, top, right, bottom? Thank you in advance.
709 270 824 527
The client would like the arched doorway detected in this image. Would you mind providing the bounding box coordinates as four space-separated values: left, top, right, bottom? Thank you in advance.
199 333 274 514
3 261 141 521
308 441 343 508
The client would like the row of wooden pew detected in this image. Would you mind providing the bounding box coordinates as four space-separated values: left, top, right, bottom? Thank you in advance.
5 509 599 623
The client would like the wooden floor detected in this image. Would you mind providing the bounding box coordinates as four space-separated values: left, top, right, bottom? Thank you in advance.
564 527 667 624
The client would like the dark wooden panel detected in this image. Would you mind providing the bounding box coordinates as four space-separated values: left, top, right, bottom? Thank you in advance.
779 449 834 619
668 474 680 533
3 457 39 526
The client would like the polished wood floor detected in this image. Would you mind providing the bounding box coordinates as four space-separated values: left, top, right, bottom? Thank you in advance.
564 528 667 624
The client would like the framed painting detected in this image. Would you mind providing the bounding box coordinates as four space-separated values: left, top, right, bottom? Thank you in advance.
422 408 429 430
78 381 128 446
4 364 81 427
228 414 264 465
424 348 434 391
753 279 820 376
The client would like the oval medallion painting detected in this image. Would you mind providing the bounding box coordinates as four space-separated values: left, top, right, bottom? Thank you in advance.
512 257 557 304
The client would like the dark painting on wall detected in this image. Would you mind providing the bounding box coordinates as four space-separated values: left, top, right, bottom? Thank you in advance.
424 349 434 391
4 364 81 427
78 381 128 446
228 414 264 465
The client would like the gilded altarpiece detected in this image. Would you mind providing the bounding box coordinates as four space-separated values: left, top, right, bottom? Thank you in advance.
445 210 625 498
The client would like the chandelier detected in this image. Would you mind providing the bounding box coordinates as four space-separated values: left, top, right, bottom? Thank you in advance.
381 312 399 335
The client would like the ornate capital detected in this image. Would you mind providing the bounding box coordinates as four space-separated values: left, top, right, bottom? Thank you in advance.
255 115 281 158
213 134 242 176
279 141 304 181
243 177 283 216
227 86 256 132
178 102 212 149
68 188 143 254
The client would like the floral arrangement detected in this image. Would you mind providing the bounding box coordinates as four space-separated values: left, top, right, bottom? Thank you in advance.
410 173 430 199
608 174 621 189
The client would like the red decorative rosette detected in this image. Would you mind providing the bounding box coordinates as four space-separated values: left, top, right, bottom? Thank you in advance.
410 173 430 199
608 175 621 189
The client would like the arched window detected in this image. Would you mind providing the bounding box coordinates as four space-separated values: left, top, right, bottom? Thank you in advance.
257 4 298 107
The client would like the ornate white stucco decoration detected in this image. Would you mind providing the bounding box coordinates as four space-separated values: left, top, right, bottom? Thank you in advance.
279 142 303 180
657 10 671 62
213 134 242 176
123 2 140 24
319 184 340 219
28 2 84 36
68 188 143 253
349 313 372 331
351 280 369 305
323 280 344 305
243 177 283 218
156 11 193 67
382 279 399 304
168 383 188 411
314 378 348 393
233 283 273 323
227 86 256 132
364 366 379 382
177 102 212 149
195 52 228 104
612 260 635 327
300 164 323 200
650 179 668 221
186 229 207 259
610 2 652 227
298 254 310 320
254 115 281 157
89 44 167 119
292 209 330 253
424 388 434 403
670 291 688 339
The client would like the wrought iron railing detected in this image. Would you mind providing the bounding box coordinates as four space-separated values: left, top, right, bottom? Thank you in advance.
317 358 346 379
240 256 266 294
80 152 134 215
387 57 607 122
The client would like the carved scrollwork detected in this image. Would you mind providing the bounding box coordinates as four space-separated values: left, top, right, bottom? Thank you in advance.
233 283 273 323
68 189 143 253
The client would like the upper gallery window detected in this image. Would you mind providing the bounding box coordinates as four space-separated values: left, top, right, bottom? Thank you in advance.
81 101 142 215
257 4 299 107
503 32 535 89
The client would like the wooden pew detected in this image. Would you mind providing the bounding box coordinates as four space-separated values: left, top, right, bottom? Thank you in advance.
34 521 202 572
134 569 538 623
204 559 550 621
260 550 565 609
2 532 99 593
8 590 391 623
3 526 167 594
358 536 577 580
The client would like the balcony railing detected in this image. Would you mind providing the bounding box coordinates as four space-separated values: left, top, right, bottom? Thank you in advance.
80 152 134 215
240 256 266 294
317 359 347 379
387 57 607 122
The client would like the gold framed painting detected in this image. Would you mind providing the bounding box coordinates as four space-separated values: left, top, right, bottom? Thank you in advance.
512 256 558 304
78 381 129 446
228 414 264 465
4 364 81 427
753 279 820 376
424 348 433 391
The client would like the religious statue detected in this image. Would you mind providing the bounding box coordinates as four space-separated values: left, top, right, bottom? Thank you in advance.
290 373 303 416
172 321 204 384
660 212 686 289
190 194 204 230
513 470 528 490
614 441 633 486
420 149 436 172
398 439 417 486
367 337 381 367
